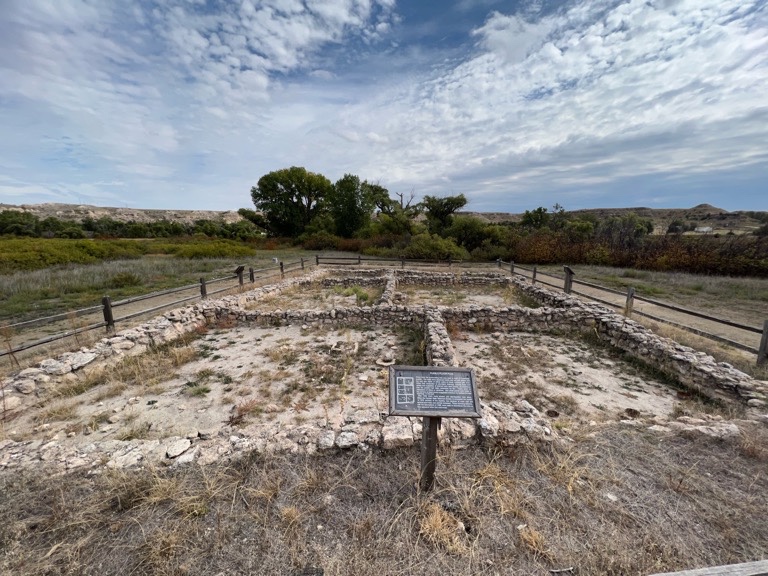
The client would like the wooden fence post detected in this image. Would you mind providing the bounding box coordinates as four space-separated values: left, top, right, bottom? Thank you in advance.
300 257 305 270
315 254 320 265
200 277 207 299
758 320 768 366
102 296 115 334
532 266 537 285
510 261 515 274
625 287 636 318
401 257 405 269
448 257 452 270
496 258 501 268
420 416 441 492
236 267 244 286
358 255 362 265
563 266 574 294
280 261 285 279
249 267 255 283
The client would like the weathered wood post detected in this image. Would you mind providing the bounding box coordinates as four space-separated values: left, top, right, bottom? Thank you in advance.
300 257 305 270
249 267 255 283
102 296 115 334
496 258 501 268
235 265 245 286
200 277 207 299
315 254 320 265
401 257 405 269
625 287 636 318
563 265 574 294
280 261 285 279
358 255 362 265
510 261 515 274
420 416 441 492
448 256 452 271
532 266 537 285
758 320 768 365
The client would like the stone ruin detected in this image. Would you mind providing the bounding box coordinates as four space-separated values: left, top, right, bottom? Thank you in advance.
1 266 766 473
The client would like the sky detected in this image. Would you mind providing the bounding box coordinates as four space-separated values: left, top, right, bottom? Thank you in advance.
0 0 766 214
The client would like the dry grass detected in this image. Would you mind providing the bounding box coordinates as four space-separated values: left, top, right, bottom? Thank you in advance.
1 426 768 575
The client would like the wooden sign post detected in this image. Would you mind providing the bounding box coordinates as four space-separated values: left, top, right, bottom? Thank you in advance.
389 366 482 492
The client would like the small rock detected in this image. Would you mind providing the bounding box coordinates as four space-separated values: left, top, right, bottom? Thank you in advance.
747 398 766 408
1 395 22 412
166 438 192 459
107 414 120 424
14 379 36 394
317 430 336 450
335 431 358 449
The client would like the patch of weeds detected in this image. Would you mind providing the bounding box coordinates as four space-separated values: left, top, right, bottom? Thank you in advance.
515 289 542 309
117 422 152 441
35 402 78 423
228 397 262 426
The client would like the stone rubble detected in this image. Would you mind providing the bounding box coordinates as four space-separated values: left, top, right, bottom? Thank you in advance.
2 266 764 475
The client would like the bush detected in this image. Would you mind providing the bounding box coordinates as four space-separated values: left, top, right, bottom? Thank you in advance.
401 233 469 261
299 232 340 251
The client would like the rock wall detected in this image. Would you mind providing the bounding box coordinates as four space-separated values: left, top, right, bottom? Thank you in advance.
2 266 765 474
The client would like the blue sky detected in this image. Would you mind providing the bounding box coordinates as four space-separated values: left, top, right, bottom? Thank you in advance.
0 0 766 213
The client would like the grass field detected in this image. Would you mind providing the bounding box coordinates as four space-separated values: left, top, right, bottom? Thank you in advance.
1 425 766 575
0 240 326 322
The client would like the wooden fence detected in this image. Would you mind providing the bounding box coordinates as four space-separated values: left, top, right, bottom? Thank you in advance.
3 255 766 366
497 260 768 365
0 258 312 359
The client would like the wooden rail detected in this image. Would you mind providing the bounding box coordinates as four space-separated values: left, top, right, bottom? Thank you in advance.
0 259 310 358
498 260 767 364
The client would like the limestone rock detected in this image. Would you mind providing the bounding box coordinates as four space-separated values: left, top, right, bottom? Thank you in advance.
166 438 192 458
381 418 413 449
40 359 71 376
336 431 358 449
14 379 36 394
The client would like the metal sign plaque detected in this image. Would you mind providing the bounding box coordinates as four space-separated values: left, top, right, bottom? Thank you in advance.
388 365 482 418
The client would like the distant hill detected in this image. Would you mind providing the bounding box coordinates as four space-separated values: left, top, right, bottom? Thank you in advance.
461 204 766 235
1 202 765 236
0 203 243 225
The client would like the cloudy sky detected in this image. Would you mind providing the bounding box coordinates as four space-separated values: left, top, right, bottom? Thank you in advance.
0 0 766 213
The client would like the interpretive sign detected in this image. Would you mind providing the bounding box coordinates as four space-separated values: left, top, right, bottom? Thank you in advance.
388 365 481 418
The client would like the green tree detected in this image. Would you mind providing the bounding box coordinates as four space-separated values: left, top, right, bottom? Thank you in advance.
422 194 467 235
251 167 333 237
327 174 387 238
521 206 550 229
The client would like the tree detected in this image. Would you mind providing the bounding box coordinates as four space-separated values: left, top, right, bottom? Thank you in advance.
327 174 388 238
251 167 332 237
422 194 467 235
521 207 550 229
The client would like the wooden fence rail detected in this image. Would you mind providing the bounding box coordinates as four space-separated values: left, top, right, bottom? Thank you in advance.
498 260 767 364
0 260 307 359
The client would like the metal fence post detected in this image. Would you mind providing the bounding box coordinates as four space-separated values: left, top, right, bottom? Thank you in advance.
532 266 537 285
624 287 636 318
249 267 255 283
280 261 285 279
102 296 115 334
758 320 768 365
200 277 207 299
563 265 574 294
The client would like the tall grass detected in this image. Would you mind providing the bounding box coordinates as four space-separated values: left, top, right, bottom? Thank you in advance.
0 244 320 321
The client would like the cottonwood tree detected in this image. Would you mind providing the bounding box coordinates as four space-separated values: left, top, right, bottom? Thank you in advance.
422 194 467 235
250 167 333 237
328 174 389 238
